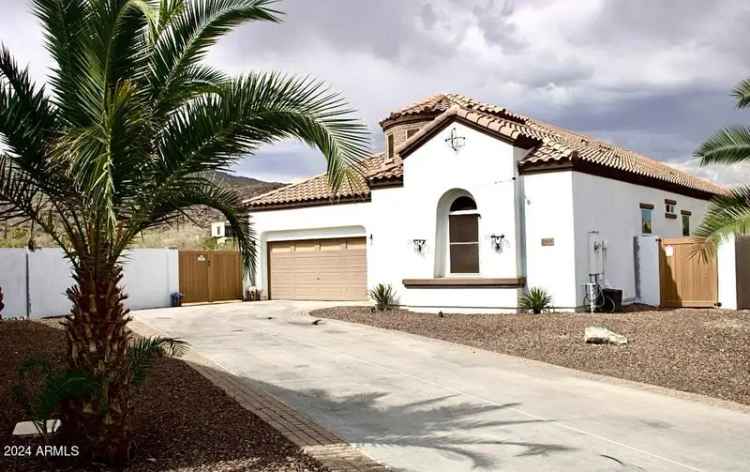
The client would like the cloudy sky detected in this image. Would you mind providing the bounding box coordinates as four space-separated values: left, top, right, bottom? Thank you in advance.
1 0 749 184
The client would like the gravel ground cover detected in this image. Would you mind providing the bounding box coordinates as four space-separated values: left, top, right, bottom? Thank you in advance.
0 320 328 472
312 306 750 406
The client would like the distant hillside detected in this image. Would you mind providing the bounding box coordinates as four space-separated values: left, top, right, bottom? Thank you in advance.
0 172 287 249
209 171 285 201
187 171 285 228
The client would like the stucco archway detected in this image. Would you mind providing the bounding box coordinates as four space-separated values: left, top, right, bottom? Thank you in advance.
434 189 480 277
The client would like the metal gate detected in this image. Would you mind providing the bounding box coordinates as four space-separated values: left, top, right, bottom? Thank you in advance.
178 250 243 304
659 238 718 308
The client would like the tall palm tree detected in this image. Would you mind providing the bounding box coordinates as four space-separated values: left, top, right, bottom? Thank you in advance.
695 79 750 244
0 0 369 464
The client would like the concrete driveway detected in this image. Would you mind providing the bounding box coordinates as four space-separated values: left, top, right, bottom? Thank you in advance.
133 301 750 472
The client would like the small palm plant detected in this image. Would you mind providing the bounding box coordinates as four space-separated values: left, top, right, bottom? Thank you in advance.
13 337 187 448
519 287 552 314
370 283 396 311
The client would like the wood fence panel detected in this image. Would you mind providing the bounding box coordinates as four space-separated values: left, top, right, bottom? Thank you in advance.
659 238 717 308
179 251 210 303
179 250 242 303
735 236 750 309
210 251 243 302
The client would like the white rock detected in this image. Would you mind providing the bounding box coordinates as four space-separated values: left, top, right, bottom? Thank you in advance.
585 326 628 345
13 419 60 437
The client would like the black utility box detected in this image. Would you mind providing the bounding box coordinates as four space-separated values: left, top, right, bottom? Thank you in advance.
601 288 623 312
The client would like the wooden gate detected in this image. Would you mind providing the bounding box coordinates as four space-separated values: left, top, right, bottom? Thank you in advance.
659 238 717 308
179 250 243 304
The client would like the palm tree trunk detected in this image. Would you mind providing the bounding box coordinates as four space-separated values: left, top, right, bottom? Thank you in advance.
61 258 132 464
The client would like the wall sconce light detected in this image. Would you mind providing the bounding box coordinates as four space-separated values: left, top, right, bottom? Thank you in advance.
490 234 505 250
412 239 426 253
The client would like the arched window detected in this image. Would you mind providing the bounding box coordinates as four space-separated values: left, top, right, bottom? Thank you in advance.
449 196 479 274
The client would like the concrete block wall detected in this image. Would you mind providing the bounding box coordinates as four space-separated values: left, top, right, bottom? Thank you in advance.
0 248 179 318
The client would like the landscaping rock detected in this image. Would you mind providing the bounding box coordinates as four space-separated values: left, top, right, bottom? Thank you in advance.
12 419 60 438
313 305 750 405
584 326 628 345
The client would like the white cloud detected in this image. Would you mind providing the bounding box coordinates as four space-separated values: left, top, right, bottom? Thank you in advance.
2 0 749 184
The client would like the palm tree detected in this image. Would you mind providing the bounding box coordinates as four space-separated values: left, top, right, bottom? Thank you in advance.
695 79 750 245
0 0 369 464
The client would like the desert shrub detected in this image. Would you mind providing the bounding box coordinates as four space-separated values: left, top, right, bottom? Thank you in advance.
519 287 552 314
369 283 396 311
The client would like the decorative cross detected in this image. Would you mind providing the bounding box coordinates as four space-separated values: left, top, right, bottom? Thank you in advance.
445 127 466 152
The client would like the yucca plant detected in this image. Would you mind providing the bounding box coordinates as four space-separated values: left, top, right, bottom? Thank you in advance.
519 287 552 314
369 283 395 311
0 0 368 464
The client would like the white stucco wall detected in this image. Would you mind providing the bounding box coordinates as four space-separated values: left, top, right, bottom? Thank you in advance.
634 235 661 306
522 171 578 308
0 248 179 317
570 172 710 308
27 248 76 316
0 249 27 316
717 235 738 310
250 122 526 310
121 249 180 310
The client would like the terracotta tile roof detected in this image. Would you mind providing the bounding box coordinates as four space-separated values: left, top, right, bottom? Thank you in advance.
379 93 527 129
522 118 727 195
247 154 387 208
392 94 726 196
249 93 726 209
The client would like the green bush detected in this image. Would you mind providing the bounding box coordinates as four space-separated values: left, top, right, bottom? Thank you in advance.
369 283 396 311
519 287 552 314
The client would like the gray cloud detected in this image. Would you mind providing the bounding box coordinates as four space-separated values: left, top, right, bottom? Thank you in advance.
1 0 748 183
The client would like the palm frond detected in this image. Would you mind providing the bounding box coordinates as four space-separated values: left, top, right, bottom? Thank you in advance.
87 0 152 88
147 0 280 119
156 73 370 193
128 336 189 386
31 0 92 127
733 79 750 109
693 186 750 259
13 357 98 432
0 46 58 172
695 126 750 166
120 177 255 269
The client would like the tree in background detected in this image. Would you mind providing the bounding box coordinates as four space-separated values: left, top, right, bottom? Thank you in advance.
696 79 750 245
0 0 369 463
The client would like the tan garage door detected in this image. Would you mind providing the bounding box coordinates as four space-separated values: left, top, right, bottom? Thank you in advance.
268 237 367 300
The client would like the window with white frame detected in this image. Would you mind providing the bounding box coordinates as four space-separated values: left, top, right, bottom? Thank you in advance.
681 210 691 236
448 196 479 274
640 203 654 234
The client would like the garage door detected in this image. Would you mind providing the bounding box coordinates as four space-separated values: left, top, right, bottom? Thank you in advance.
268 237 367 300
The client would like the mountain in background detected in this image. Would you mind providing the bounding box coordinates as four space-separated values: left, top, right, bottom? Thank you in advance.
209 171 285 201
188 171 286 227
0 172 287 249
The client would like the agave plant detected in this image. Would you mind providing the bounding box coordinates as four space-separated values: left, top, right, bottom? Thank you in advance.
519 287 552 314
369 283 396 311
0 0 368 463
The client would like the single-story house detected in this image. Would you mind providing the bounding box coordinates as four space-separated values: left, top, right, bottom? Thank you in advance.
246 94 725 311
